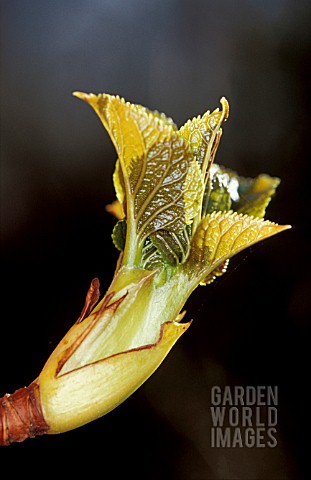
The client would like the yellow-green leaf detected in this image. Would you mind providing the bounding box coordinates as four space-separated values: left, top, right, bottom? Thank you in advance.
74 92 204 263
186 211 291 283
112 159 126 206
179 97 229 182
74 92 174 175
234 174 280 219
184 158 205 224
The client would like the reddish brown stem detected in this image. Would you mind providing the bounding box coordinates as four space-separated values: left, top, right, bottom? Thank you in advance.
0 381 49 446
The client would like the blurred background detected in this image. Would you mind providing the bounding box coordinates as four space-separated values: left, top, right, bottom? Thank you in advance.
0 1 310 478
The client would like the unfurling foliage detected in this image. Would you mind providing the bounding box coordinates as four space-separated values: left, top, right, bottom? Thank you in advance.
74 91 287 281
0 92 290 445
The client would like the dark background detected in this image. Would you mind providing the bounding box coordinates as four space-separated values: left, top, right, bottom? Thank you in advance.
0 1 310 478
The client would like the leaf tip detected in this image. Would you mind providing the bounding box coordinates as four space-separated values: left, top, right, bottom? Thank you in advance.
220 97 230 121
72 91 88 100
72 91 99 106
278 223 292 232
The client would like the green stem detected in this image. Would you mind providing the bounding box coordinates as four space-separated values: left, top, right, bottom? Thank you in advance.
100 265 198 354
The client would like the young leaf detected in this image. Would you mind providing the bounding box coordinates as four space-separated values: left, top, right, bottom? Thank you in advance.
149 226 191 266
74 92 204 266
204 164 239 214
112 159 126 207
233 174 280 219
179 97 229 182
112 219 127 251
141 238 164 270
73 92 174 210
132 134 203 239
204 164 280 220
186 211 290 284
